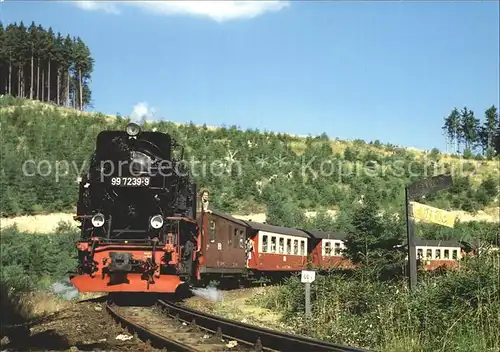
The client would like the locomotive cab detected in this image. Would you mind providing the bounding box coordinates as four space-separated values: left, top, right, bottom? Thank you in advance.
70 122 199 293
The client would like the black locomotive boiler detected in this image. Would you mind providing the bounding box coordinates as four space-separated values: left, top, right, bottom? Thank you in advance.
70 122 199 293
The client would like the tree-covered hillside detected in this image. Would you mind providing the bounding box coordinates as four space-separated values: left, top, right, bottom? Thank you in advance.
1 96 498 218
0 21 94 110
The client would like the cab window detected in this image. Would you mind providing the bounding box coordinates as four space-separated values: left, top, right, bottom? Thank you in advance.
233 229 238 248
209 220 215 242
239 230 245 249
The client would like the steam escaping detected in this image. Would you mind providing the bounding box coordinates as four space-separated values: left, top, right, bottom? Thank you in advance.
130 102 156 125
191 286 222 302
51 277 79 301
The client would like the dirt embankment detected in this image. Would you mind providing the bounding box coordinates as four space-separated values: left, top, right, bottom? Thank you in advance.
1 206 498 234
1 292 156 351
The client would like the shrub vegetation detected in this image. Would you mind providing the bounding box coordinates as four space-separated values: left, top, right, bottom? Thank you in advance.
251 252 500 352
0 222 79 332
1 96 499 218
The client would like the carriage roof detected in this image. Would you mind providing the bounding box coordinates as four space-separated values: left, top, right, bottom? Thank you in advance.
243 221 309 238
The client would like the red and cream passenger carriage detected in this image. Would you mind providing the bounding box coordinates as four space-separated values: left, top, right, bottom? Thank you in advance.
301 229 355 270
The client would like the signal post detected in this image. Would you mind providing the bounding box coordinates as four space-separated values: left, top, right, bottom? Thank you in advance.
405 174 454 292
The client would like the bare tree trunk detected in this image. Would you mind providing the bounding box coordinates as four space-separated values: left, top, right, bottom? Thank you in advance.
47 59 51 103
17 67 21 96
36 58 40 100
56 67 60 105
41 70 45 102
21 68 25 98
8 53 12 95
66 68 70 107
30 45 34 99
79 69 83 110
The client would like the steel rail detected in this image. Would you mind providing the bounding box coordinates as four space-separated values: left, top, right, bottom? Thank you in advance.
157 299 370 352
105 301 198 352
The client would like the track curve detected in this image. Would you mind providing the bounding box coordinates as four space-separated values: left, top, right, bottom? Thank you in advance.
106 298 370 352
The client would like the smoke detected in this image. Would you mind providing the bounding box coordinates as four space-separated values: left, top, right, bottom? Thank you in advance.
190 286 222 302
50 277 79 301
130 102 156 125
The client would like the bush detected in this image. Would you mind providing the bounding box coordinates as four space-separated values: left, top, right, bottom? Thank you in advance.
252 252 500 351
0 227 79 294
0 226 79 337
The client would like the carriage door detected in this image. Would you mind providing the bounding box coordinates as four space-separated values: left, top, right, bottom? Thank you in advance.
203 215 220 268
229 225 246 269
310 238 320 267
215 218 228 267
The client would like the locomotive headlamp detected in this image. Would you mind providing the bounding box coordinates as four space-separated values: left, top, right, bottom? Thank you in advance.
126 122 140 136
150 215 164 229
91 213 105 227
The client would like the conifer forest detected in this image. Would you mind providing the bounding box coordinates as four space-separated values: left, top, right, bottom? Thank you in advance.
0 21 94 110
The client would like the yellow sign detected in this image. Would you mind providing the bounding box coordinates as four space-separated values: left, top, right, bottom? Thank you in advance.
410 201 457 228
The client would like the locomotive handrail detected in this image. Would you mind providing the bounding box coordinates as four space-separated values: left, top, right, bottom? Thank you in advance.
158 299 370 352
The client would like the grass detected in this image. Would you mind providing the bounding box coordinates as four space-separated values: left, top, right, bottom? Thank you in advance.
249 253 500 352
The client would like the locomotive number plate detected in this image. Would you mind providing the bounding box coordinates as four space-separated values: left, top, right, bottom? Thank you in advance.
110 177 151 187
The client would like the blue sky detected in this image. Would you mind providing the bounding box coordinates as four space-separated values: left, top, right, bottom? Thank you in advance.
1 1 499 151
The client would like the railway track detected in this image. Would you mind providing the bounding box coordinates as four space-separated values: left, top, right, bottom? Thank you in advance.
105 298 370 352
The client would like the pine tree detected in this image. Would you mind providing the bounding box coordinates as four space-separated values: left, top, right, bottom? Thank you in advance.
494 128 500 156
27 22 35 99
442 108 461 153
459 107 481 153
483 105 499 157
343 195 406 279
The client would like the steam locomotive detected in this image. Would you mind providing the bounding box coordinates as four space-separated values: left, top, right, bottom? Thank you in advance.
70 122 199 293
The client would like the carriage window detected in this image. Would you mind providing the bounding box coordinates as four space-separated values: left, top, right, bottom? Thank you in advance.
262 235 268 252
239 230 245 249
435 249 441 259
271 237 277 253
324 241 332 256
444 249 449 259
293 240 298 255
452 250 458 259
286 239 292 254
279 238 284 254
300 240 305 255
417 248 423 258
426 249 432 258
209 221 216 242
334 242 341 255
233 229 238 248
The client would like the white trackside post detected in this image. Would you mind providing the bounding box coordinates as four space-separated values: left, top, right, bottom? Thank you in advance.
301 270 315 320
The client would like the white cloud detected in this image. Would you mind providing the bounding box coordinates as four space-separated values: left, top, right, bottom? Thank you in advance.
130 102 156 124
73 1 289 22
73 1 120 14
